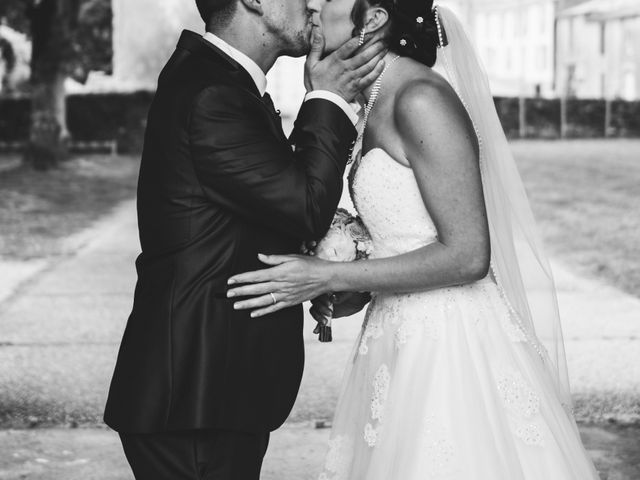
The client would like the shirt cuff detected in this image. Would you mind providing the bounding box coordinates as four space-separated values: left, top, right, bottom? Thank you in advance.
304 90 360 126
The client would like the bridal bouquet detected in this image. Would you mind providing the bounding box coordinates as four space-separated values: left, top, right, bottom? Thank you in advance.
304 208 373 342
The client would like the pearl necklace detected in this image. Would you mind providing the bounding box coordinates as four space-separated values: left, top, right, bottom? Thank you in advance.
350 55 401 164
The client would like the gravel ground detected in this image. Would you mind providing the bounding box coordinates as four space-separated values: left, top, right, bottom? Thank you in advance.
0 199 638 428
0 424 639 480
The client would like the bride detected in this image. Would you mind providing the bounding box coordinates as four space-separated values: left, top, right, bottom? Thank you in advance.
227 1 601 478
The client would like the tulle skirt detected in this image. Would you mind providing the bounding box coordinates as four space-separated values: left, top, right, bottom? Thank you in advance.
318 279 600 480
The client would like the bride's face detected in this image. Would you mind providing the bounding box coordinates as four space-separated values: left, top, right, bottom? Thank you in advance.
320 0 359 53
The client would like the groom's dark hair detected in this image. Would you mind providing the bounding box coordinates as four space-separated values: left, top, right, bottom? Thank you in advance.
196 0 238 29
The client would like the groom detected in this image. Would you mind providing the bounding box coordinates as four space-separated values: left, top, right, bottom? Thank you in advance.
104 0 385 478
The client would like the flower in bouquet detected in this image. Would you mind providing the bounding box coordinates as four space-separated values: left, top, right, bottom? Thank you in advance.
347 216 374 260
307 208 373 342
313 208 373 263
314 225 358 262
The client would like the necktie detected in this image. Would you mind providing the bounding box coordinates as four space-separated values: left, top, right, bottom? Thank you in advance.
262 93 281 117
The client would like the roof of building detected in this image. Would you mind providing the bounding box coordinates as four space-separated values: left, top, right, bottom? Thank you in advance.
559 0 640 19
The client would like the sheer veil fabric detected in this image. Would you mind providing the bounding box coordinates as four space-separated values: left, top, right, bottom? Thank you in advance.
315 8 601 480
435 6 572 409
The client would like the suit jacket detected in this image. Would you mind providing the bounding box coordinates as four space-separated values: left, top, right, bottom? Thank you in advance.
104 30 356 434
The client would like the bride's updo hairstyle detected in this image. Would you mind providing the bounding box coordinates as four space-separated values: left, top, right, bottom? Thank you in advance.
351 0 443 67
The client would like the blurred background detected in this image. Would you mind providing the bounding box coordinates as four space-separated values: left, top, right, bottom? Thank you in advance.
0 0 638 479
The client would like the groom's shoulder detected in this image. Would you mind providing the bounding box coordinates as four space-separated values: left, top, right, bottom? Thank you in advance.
157 61 259 116
158 31 250 94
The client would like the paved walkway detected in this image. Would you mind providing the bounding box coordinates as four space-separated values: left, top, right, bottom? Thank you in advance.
0 199 639 478
0 155 20 174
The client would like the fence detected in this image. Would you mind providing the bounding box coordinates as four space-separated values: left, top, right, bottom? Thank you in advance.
494 97 640 139
1 93 639 153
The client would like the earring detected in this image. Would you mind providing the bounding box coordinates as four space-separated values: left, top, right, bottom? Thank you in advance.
358 28 366 46
434 7 444 48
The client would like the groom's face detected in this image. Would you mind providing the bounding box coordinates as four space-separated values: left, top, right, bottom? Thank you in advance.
263 0 318 56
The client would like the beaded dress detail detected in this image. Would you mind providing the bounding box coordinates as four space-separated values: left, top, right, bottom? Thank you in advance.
317 147 600 479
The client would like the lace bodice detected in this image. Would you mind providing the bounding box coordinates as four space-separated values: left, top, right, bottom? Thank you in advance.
350 148 438 259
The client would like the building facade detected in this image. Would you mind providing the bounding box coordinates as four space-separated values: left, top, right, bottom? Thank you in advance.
440 0 556 98
556 0 640 100
109 0 640 104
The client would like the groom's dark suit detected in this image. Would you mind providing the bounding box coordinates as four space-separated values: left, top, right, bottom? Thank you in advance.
104 30 355 478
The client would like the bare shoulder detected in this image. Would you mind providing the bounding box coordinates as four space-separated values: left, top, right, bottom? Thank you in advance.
394 69 479 163
395 70 470 132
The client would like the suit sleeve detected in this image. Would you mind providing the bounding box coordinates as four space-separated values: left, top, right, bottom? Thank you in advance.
189 86 356 240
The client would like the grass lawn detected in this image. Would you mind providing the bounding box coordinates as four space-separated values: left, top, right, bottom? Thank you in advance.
0 155 139 260
511 139 640 297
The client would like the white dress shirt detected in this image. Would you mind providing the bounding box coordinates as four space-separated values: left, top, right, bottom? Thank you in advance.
202 32 359 125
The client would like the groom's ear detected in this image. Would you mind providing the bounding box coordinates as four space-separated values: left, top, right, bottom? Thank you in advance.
362 7 389 35
239 0 264 16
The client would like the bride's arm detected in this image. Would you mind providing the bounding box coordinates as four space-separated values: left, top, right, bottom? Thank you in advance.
330 79 489 293
227 78 490 315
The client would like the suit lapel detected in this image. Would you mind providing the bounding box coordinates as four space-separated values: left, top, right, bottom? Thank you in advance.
175 30 289 145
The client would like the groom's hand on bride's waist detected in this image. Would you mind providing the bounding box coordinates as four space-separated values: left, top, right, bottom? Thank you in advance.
304 23 387 103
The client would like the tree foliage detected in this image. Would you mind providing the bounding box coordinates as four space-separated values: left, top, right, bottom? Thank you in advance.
0 0 112 80
0 0 29 33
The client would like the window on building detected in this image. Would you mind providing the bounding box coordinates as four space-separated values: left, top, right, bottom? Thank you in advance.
566 64 577 97
487 48 497 69
541 3 548 33
537 46 547 70
623 72 636 101
569 18 575 52
529 5 540 37
506 11 515 39
490 13 500 40
477 13 487 39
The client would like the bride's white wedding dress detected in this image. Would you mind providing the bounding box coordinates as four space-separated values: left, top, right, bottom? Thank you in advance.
317 148 600 480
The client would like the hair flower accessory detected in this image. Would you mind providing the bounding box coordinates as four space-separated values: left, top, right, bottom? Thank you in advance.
399 38 407 47
416 16 424 23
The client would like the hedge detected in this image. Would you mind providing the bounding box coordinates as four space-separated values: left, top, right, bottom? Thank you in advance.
1 92 639 153
0 91 154 153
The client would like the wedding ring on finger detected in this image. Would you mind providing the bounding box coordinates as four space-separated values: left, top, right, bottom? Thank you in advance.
270 293 277 305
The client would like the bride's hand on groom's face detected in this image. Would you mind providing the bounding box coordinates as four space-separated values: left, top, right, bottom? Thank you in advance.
226 254 332 318
304 22 388 103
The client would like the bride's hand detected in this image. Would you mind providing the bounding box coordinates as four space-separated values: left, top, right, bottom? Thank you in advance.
227 254 333 317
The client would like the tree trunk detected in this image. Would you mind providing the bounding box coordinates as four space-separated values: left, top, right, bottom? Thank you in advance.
25 0 78 170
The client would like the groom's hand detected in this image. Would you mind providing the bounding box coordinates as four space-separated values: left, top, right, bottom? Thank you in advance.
310 292 371 325
304 24 387 103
